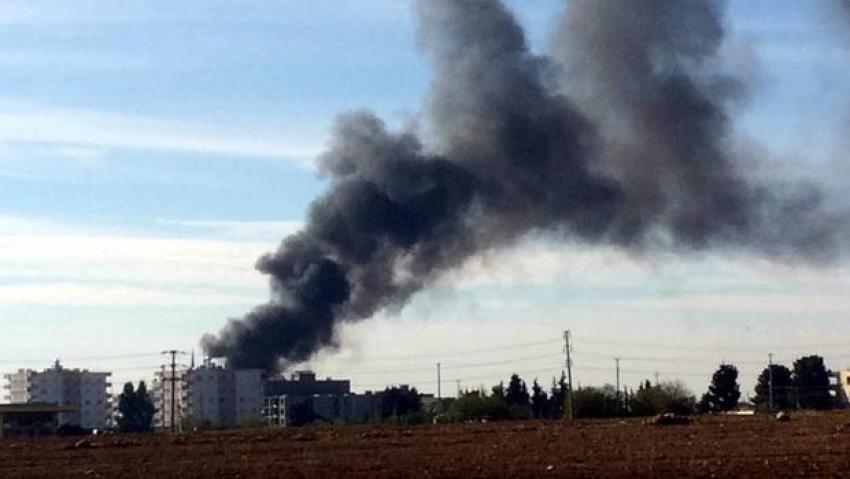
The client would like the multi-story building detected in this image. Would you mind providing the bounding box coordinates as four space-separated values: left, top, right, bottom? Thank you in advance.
152 359 264 429
2 361 111 429
151 367 184 430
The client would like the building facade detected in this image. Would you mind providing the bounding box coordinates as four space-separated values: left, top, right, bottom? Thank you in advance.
2 361 111 429
836 370 850 406
152 360 264 429
264 393 381 426
265 371 350 396
152 367 184 430
262 371 387 426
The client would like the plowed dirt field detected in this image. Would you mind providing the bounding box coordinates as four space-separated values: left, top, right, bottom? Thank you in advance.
3 412 850 478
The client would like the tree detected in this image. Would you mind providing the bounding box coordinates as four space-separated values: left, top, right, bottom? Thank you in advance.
116 381 155 432
446 389 510 422
531 379 548 419
505 374 530 406
572 385 620 418
699 364 740 413
380 386 423 420
548 372 568 419
632 380 696 416
491 381 506 402
793 355 833 410
753 364 794 410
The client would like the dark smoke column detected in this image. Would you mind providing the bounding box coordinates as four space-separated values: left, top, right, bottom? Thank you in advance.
203 0 842 371
201 0 616 370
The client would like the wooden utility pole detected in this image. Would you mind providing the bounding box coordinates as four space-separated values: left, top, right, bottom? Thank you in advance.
160 365 166 429
436 362 442 400
768 353 774 411
615 357 621 411
564 330 574 420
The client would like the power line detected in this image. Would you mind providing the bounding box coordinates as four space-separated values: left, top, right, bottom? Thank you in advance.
321 352 563 376
577 335 850 353
0 352 163 364
331 338 562 362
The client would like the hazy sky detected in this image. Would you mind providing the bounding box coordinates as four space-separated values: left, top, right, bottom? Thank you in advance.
2 0 850 399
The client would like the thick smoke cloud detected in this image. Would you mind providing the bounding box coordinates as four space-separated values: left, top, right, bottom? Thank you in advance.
203 0 843 370
551 0 838 257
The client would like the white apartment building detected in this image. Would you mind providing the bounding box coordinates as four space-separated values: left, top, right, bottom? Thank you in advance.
152 367 184 431
153 359 263 429
2 361 112 429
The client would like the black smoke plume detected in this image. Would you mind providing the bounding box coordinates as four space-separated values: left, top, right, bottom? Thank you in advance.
203 0 842 370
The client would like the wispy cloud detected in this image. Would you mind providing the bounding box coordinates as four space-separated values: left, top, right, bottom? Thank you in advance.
0 283 257 307
155 218 302 241
607 292 850 315
0 102 322 164
0 216 278 307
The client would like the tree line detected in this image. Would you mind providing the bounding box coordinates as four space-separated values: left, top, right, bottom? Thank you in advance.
444 354 840 422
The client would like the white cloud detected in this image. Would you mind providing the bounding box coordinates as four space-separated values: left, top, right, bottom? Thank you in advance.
0 283 256 307
607 292 850 315
155 218 303 242
0 102 322 164
0 216 285 306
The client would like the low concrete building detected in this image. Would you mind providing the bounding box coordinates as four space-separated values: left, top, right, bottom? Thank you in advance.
264 392 381 426
265 371 350 396
0 403 78 438
263 370 366 426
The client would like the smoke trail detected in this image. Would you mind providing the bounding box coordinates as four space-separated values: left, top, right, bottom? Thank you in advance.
203 0 843 370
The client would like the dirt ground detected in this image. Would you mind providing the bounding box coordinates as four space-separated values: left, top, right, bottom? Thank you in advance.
3 411 850 478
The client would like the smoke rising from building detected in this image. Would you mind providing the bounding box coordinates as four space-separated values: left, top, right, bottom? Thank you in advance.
202 0 845 370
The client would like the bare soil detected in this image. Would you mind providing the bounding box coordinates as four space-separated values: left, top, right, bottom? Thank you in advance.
3 411 850 478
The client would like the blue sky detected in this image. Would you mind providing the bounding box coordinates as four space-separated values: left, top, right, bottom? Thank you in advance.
2 0 850 399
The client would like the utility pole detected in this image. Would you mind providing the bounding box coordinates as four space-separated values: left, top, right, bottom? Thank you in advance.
436 362 442 400
161 350 185 433
615 357 621 410
160 365 166 429
564 330 574 420
654 371 659 386
768 353 774 411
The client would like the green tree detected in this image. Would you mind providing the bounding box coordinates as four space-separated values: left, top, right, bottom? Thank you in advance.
793 355 833 410
753 364 794 410
505 374 530 406
491 381 506 402
116 381 155 432
632 380 696 416
548 372 568 419
380 386 423 420
531 379 548 419
446 390 510 422
699 364 740 413
572 385 620 418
